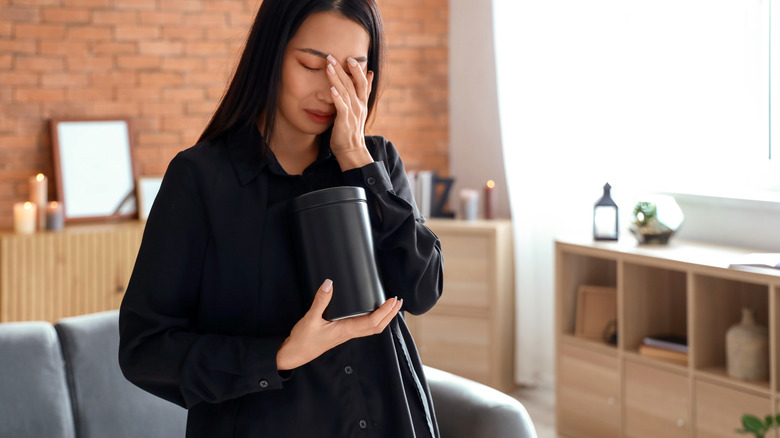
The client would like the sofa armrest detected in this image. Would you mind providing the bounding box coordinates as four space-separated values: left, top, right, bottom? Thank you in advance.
424 366 538 438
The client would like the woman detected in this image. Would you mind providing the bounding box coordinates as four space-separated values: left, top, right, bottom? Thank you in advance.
118 0 444 436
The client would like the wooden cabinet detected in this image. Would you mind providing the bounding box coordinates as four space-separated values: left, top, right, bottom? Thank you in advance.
556 237 780 437
0 221 144 322
624 361 689 438
695 380 772 438
406 219 515 392
557 343 620 438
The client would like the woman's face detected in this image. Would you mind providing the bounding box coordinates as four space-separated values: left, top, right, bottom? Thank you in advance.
274 11 370 146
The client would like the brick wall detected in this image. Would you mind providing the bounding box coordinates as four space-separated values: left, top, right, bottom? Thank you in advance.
0 0 448 228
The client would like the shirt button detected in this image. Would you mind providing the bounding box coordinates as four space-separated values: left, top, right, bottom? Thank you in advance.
366 177 376 185
258 379 269 388
344 365 353 375
358 419 368 429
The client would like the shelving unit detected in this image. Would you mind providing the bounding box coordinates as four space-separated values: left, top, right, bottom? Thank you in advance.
556 237 780 438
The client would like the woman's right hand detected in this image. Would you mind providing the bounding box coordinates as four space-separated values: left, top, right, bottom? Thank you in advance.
276 279 402 371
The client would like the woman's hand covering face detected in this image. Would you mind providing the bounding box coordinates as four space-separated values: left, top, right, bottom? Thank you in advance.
326 54 375 169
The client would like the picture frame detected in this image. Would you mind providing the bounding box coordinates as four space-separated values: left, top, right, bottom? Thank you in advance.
50 117 137 223
136 176 164 221
575 285 617 341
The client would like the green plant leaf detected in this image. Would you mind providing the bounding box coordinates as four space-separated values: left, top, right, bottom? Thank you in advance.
743 414 766 432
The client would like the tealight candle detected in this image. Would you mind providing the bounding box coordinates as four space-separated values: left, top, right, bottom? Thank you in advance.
14 202 37 234
29 173 47 230
484 180 496 219
46 201 64 231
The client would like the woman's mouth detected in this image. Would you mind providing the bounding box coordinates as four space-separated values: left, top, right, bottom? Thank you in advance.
305 110 335 124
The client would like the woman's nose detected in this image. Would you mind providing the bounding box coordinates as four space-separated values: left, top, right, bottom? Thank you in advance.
316 78 334 103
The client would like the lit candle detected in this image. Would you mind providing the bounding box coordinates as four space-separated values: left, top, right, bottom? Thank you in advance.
46 201 64 231
29 173 47 230
13 202 37 234
484 180 496 219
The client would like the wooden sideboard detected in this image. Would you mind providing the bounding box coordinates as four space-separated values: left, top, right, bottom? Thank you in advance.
0 218 517 395
406 219 516 393
556 237 780 438
0 221 144 322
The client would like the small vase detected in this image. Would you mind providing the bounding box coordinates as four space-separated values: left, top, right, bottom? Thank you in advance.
725 308 769 381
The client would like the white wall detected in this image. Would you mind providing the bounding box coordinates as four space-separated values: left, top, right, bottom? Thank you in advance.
450 0 780 388
448 0 509 219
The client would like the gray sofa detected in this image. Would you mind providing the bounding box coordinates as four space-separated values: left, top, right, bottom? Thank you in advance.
0 310 537 438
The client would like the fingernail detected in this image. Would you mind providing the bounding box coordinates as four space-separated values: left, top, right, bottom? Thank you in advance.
330 86 339 97
327 55 337 65
347 57 357 67
327 64 335 75
322 279 333 293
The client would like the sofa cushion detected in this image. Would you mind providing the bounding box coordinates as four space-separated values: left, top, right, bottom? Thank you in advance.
55 310 186 438
0 320 76 438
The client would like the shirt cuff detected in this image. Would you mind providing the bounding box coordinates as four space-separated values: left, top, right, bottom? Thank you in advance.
342 161 393 194
244 336 288 392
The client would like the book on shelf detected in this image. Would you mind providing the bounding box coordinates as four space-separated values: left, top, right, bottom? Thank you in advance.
642 334 688 353
638 344 688 366
728 253 780 271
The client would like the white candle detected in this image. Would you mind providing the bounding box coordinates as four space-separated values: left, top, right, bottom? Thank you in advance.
29 173 47 230
459 189 479 221
46 201 64 231
14 202 37 234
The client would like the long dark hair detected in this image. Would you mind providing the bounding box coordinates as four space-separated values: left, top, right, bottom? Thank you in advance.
198 0 385 152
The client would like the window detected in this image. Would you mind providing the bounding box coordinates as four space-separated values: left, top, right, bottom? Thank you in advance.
494 0 779 200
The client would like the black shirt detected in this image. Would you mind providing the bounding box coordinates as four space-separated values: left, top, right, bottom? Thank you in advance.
118 125 444 437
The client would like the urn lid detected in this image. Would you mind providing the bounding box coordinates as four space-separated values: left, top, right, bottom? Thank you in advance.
292 186 366 214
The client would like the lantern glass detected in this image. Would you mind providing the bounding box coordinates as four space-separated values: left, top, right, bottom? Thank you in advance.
593 183 618 241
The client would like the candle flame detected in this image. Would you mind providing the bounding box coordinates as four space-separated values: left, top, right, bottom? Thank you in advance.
36 173 45 182
24 202 33 209
486 180 496 189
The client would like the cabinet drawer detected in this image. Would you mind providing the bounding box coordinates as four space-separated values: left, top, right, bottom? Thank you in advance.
625 361 689 438
412 313 490 385
557 343 620 438
437 234 491 309
695 380 772 438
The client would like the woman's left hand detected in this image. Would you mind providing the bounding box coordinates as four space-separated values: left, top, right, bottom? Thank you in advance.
326 54 375 170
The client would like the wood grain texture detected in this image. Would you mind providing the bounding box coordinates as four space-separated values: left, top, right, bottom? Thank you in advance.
0 221 143 322
624 360 689 438
695 379 771 438
557 343 620 438
406 219 515 392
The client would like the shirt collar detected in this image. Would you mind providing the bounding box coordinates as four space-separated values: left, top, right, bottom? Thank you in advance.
226 124 336 183
226 123 267 186
265 136 335 177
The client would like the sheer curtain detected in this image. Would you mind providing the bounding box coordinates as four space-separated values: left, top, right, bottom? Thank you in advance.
491 0 769 385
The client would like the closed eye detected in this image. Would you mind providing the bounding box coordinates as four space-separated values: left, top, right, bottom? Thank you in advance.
301 62 321 72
